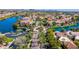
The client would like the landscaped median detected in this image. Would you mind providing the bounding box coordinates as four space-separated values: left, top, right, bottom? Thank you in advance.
0 33 14 49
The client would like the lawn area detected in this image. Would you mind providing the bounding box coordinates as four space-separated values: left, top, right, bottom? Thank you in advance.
74 40 79 48
1 36 13 44
5 38 13 43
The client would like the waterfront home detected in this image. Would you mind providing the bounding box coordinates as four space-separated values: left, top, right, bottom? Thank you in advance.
0 12 16 20
20 17 33 25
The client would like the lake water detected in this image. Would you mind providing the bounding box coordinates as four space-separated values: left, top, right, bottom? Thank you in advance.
0 16 22 33
55 23 79 32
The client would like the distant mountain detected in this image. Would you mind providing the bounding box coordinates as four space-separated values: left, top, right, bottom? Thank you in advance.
0 9 79 12
24 9 79 12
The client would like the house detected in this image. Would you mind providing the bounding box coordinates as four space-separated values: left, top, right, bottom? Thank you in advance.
59 37 78 49
20 17 33 25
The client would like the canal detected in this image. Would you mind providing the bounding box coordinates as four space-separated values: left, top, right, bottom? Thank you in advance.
55 23 79 32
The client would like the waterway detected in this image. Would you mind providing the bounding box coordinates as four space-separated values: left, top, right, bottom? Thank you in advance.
55 23 79 32
0 16 22 33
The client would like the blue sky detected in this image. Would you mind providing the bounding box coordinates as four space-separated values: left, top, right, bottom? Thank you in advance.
0 0 79 9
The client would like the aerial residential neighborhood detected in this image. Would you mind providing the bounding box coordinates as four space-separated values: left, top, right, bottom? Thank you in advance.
0 9 79 49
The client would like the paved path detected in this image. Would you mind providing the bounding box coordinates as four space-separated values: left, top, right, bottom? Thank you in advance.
6 40 15 49
31 27 40 49
5 30 29 38
31 21 41 49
